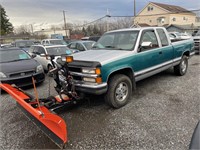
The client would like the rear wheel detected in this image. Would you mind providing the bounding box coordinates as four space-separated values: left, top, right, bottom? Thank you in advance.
104 74 132 108
174 55 188 76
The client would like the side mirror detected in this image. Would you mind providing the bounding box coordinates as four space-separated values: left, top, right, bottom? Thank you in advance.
141 41 152 47
31 54 36 58
138 42 152 52
40 53 46 57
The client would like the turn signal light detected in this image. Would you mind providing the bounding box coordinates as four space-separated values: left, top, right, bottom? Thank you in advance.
95 68 101 75
66 56 73 63
96 77 102 83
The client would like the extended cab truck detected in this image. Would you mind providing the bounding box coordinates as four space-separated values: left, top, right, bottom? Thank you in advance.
67 27 195 108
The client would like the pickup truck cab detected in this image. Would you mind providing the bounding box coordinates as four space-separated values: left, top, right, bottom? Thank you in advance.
67 27 194 108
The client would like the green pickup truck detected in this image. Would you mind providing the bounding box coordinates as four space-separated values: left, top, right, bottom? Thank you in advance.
67 27 195 108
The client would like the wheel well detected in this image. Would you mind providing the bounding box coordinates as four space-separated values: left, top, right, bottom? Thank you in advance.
183 51 190 57
107 68 136 91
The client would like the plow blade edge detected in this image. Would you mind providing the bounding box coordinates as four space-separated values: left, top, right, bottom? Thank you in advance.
0 83 67 148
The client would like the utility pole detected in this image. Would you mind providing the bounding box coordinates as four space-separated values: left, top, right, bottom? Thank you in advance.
106 8 110 31
63 10 68 38
133 0 136 26
134 0 136 17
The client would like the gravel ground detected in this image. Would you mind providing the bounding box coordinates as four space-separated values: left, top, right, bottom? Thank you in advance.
0 55 199 150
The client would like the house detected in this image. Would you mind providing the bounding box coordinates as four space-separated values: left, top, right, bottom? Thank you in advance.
134 2 196 27
166 24 199 34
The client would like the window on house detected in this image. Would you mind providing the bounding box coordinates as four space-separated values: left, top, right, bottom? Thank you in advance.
172 18 176 21
157 17 165 24
148 6 153 11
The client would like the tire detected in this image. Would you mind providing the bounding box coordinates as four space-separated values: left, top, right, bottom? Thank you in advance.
174 55 188 76
104 74 132 108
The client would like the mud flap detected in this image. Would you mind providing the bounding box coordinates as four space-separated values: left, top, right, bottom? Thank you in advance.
0 83 67 148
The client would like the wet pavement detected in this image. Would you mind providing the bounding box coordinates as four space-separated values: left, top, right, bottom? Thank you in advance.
0 55 199 149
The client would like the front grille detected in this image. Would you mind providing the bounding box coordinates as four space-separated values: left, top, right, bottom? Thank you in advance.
9 70 36 78
194 39 200 42
69 67 82 81
2 73 45 87
68 67 81 72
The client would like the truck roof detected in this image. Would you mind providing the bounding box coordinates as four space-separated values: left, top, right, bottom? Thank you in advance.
106 27 166 34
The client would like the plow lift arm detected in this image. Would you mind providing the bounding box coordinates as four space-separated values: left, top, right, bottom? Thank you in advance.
0 55 78 148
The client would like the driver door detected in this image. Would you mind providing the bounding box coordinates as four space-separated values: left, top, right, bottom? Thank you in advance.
133 29 163 81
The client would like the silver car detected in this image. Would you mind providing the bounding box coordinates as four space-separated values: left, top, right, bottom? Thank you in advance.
29 45 73 72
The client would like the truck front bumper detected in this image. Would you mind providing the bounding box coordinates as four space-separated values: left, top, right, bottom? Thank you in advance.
74 82 107 95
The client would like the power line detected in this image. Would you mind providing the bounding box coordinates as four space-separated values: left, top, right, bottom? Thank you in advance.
71 9 200 28
73 15 108 28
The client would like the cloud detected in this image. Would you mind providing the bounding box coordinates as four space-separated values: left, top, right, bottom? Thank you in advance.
1 0 199 29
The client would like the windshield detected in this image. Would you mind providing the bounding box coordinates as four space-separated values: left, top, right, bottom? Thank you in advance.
92 31 139 50
83 41 95 50
16 41 34 48
46 46 71 55
50 40 67 45
0 49 31 63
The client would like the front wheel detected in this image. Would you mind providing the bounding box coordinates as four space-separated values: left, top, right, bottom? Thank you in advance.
174 55 188 76
104 74 132 108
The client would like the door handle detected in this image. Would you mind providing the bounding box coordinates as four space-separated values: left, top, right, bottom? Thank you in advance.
159 51 162 54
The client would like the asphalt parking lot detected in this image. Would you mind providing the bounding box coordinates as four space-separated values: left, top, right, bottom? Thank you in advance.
0 55 199 149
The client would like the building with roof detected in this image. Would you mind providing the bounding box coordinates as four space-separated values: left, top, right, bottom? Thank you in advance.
134 2 196 27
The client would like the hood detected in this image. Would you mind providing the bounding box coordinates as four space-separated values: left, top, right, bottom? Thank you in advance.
0 59 39 75
72 50 132 65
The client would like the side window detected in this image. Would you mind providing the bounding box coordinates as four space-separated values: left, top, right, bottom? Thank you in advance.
38 47 45 54
69 43 77 49
41 41 45 45
139 30 159 52
33 47 39 54
29 46 34 53
77 43 85 51
157 29 169 46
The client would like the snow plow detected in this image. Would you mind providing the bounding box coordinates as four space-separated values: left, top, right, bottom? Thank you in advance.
0 55 79 148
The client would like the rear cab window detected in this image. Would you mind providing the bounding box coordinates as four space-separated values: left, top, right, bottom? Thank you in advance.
156 29 169 46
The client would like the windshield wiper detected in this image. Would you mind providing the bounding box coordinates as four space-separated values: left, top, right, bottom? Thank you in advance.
9 59 30 62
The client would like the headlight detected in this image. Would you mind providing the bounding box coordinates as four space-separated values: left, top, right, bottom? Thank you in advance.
83 77 102 83
0 72 6 78
82 68 101 75
36 65 43 73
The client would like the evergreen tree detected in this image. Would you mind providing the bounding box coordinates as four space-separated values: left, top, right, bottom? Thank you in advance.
82 27 87 36
0 5 14 35
93 25 99 35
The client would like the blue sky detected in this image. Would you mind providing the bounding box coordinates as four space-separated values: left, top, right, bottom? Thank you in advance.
1 0 199 30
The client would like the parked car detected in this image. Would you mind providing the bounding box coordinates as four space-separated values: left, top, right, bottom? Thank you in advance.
41 39 68 46
12 40 35 52
29 45 75 72
67 40 96 51
0 43 12 48
189 120 200 149
0 47 45 87
192 30 200 54
169 32 191 40
81 36 101 42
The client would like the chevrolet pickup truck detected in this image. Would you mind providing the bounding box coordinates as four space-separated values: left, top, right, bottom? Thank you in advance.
67 27 195 108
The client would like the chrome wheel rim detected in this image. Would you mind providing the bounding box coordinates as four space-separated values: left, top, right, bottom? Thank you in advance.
181 59 187 73
115 82 128 102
